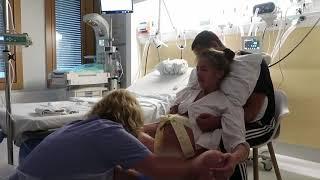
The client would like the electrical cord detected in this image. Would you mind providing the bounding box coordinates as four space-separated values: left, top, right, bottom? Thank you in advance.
277 62 285 89
162 0 176 31
269 16 320 67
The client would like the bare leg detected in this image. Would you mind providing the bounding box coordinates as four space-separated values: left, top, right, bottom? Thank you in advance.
155 124 196 180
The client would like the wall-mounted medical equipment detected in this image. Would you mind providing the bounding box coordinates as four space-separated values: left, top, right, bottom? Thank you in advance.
101 0 133 14
254 2 278 27
83 13 123 90
253 2 276 15
242 36 262 53
83 13 110 66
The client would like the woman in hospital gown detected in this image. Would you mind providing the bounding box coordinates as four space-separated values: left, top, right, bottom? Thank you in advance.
152 49 249 180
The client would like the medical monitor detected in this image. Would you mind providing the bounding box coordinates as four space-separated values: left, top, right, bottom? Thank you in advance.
101 0 133 14
241 36 261 53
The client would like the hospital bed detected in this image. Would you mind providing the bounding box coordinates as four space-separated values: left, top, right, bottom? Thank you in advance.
0 67 193 145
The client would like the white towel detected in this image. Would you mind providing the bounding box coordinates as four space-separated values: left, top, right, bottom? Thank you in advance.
35 103 79 116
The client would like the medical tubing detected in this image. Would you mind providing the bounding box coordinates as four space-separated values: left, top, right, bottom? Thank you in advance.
269 16 320 67
271 13 285 59
239 25 244 37
248 8 259 36
254 26 259 36
271 19 298 62
162 0 176 31
140 36 151 75
262 26 267 41
271 10 295 59
157 48 160 62
144 43 151 75
8 1 15 33
277 62 285 89
267 29 272 53
157 0 161 34
9 59 14 85
176 31 186 59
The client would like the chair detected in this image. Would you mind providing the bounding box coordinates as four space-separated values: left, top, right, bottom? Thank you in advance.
252 90 289 180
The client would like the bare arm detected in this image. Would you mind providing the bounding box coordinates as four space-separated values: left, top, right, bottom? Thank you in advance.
196 113 222 132
231 143 249 163
132 150 227 178
244 92 266 123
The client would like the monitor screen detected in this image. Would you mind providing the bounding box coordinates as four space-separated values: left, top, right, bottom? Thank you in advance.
244 38 260 50
101 0 133 14
241 36 261 53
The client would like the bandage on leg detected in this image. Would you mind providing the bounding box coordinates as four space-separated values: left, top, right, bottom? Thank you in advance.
154 114 196 159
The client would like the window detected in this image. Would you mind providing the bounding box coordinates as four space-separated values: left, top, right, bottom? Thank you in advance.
55 0 82 71
45 0 99 82
0 0 23 90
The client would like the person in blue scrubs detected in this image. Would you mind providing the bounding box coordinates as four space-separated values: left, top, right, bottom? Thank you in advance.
11 89 230 180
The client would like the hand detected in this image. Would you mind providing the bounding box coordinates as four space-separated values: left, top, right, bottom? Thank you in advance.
191 150 229 177
211 153 237 179
196 113 221 132
169 104 179 114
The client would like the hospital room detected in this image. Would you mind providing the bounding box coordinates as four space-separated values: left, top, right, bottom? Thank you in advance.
0 0 319 179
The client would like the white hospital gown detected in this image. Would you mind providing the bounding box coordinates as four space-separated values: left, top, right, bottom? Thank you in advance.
175 87 247 152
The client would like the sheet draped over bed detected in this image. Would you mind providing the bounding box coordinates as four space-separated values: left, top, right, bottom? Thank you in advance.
0 68 193 143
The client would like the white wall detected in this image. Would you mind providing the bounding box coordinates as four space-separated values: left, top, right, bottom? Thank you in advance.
21 0 46 90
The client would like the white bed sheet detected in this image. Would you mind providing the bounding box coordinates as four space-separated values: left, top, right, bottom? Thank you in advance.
128 68 193 123
0 68 193 141
0 101 92 141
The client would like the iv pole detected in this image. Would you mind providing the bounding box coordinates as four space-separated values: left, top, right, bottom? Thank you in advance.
1 0 32 165
2 0 14 165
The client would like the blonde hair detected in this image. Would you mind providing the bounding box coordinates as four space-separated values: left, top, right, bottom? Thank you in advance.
87 89 144 137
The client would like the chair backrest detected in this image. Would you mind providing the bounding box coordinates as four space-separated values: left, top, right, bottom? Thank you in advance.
270 90 290 140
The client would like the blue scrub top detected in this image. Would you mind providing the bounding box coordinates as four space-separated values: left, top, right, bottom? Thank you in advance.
14 118 151 179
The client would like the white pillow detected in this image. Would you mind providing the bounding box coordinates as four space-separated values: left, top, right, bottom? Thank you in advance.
156 59 189 75
187 54 263 106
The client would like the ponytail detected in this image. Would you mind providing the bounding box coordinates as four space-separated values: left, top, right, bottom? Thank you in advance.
223 48 235 62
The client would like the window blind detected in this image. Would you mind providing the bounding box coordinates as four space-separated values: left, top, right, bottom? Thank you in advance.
55 0 82 71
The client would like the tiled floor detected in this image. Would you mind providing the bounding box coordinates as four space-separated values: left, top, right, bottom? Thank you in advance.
247 166 320 180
